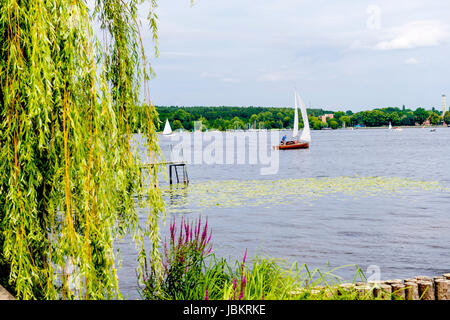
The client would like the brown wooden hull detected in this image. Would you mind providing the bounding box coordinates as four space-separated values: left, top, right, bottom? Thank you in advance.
274 141 309 150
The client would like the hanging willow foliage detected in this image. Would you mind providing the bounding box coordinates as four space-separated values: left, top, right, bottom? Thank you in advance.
0 0 164 299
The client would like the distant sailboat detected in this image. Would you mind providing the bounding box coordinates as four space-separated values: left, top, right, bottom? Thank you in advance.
389 121 403 131
274 90 310 150
162 119 173 136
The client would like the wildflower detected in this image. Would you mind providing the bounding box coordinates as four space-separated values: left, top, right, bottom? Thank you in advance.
232 278 237 300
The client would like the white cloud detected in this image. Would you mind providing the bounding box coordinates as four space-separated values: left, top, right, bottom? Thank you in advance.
374 20 449 50
404 57 419 64
257 71 296 82
222 78 241 83
200 72 222 78
199 73 240 83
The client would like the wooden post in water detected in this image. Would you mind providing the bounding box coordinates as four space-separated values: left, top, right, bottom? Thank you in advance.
434 279 450 300
417 280 435 300
391 283 406 299
338 283 355 296
174 165 179 183
373 284 392 300
184 165 189 184
355 285 373 299
404 282 419 300
443 273 450 280
384 279 403 285
416 275 432 281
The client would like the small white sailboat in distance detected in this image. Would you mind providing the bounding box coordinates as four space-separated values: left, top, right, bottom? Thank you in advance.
389 122 392 130
162 119 174 136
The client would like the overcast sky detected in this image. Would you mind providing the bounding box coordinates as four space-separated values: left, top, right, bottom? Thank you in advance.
138 0 450 111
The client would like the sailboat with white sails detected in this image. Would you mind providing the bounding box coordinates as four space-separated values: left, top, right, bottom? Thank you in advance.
274 90 310 149
162 119 174 136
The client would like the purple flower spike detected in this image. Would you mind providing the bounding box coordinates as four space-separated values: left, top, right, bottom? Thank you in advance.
201 223 208 242
204 288 209 300
243 249 248 264
184 221 190 244
170 221 176 243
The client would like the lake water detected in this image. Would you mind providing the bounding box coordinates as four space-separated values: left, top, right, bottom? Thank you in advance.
118 127 450 299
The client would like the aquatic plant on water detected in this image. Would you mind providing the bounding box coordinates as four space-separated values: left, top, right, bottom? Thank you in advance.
162 176 448 213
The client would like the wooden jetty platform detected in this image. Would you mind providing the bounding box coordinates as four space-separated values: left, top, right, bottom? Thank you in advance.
140 161 189 185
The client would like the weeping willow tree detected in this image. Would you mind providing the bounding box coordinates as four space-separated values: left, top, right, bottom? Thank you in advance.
0 0 165 299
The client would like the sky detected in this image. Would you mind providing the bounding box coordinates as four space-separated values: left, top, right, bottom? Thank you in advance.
137 0 450 112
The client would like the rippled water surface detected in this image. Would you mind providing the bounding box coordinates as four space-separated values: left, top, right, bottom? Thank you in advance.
118 127 450 299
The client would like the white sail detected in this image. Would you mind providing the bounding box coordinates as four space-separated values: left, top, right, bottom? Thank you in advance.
293 92 299 138
389 122 392 130
296 91 311 142
163 119 172 135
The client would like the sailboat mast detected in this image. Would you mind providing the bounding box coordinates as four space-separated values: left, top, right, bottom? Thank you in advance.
293 91 299 138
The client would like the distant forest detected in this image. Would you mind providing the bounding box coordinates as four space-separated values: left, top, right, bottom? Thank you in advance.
133 105 450 132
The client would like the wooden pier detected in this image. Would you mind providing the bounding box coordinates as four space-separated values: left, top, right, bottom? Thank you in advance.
167 162 189 185
140 161 189 185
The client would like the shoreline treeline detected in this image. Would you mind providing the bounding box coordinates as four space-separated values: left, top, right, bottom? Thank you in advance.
135 105 450 132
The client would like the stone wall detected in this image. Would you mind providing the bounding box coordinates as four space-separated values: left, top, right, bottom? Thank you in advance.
0 284 15 300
